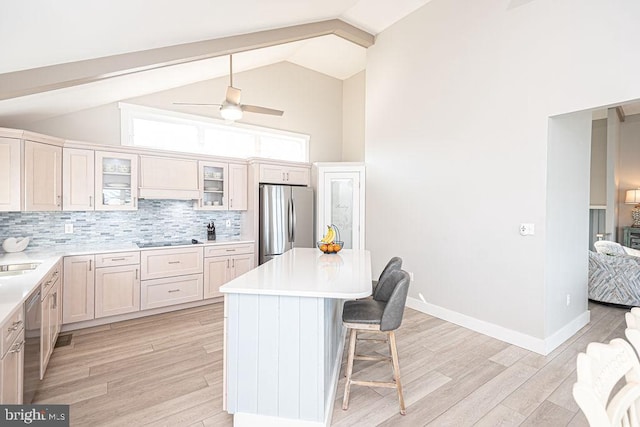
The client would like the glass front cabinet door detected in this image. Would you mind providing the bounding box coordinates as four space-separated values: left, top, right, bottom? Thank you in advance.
95 151 139 211
197 161 229 210
314 163 366 250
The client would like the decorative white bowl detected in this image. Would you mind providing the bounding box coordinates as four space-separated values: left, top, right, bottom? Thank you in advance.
2 237 30 253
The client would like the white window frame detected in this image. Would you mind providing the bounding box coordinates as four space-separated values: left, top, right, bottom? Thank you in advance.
119 102 310 162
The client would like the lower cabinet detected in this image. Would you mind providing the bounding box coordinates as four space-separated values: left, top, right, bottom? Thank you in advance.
41 262 61 380
63 255 95 324
0 306 24 404
204 246 254 299
141 274 203 310
95 265 140 318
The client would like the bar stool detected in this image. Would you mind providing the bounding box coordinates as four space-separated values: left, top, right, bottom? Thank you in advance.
342 269 411 415
372 257 403 296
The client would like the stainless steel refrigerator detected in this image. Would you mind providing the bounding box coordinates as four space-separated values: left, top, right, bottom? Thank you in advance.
259 184 314 264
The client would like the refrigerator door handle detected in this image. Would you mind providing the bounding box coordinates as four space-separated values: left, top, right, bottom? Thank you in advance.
288 199 294 243
291 198 296 243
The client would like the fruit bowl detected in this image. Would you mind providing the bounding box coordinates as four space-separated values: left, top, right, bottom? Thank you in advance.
317 241 344 254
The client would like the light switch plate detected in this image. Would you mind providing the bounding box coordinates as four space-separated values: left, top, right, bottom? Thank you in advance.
226 219 231 227
64 223 74 234
519 223 535 236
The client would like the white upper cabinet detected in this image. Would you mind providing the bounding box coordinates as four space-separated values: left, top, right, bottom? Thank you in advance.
0 137 21 212
259 163 310 186
24 141 62 211
139 155 200 200
95 151 138 211
229 163 248 211
63 148 95 211
195 161 247 211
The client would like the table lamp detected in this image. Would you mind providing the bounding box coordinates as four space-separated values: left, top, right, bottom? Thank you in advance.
626 189 640 227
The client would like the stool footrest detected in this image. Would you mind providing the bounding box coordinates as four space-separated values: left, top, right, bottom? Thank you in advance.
354 355 391 362
350 379 398 389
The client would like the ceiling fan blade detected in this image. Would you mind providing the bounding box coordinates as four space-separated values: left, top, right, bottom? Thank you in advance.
173 102 222 106
241 104 284 116
225 86 242 105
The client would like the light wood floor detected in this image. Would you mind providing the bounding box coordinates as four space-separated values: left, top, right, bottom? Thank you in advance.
34 301 627 426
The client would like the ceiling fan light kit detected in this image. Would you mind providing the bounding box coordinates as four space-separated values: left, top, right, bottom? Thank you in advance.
174 54 284 122
220 102 243 121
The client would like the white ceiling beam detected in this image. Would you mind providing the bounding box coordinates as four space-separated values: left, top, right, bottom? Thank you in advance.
0 19 374 102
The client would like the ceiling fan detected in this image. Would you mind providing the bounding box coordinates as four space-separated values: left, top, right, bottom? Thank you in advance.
174 54 284 121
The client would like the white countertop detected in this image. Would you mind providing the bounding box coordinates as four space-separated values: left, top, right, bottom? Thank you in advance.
0 238 254 326
220 248 372 299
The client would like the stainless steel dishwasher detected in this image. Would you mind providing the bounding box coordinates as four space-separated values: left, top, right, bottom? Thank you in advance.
23 287 41 404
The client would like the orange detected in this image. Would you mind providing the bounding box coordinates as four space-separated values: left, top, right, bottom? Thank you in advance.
326 244 334 252
320 244 328 252
333 244 341 252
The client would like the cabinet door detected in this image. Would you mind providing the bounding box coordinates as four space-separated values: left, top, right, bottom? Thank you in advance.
95 151 138 211
63 148 95 211
229 164 247 211
285 166 310 186
231 254 254 279
95 265 140 318
0 137 21 212
24 141 62 211
0 330 24 404
140 247 204 280
140 274 203 310
139 156 200 199
198 161 229 210
259 164 286 184
63 256 95 324
40 291 52 380
204 257 231 299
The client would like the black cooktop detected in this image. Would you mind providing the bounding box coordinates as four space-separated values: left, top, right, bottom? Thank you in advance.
137 239 202 249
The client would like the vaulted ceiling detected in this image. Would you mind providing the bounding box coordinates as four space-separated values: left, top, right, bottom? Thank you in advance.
0 0 432 126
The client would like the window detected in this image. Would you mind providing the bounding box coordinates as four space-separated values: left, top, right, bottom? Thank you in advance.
120 103 309 162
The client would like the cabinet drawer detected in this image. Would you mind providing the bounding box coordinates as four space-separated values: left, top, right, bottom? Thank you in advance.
1 306 24 358
140 274 203 310
204 244 254 258
141 247 203 280
95 251 140 268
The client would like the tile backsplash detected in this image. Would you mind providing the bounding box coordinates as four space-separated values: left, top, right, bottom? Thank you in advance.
0 199 244 250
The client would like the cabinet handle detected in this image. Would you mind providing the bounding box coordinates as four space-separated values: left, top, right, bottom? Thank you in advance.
56 195 61 207
134 197 137 208
286 172 290 181
225 249 236 252
232 259 235 268
282 172 286 181
89 195 93 207
227 259 229 268
230 198 233 208
10 340 25 353
52 292 57 310
111 258 126 261
89 259 92 271
168 261 181 264
8 320 22 332
135 268 139 280
168 289 180 293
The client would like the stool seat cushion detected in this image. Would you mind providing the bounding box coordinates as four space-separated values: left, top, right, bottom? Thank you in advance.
342 300 386 325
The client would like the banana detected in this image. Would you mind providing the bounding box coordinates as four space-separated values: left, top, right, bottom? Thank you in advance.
321 225 335 243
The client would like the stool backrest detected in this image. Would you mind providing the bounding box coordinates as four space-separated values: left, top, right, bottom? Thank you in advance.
380 270 411 331
374 257 403 293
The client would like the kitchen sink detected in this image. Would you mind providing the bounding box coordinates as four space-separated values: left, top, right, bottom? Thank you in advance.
0 263 41 277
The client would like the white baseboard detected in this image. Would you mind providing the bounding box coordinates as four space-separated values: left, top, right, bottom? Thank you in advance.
406 297 590 355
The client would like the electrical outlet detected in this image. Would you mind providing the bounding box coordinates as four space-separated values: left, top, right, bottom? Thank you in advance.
226 219 231 227
566 294 571 306
64 223 74 234
409 272 414 281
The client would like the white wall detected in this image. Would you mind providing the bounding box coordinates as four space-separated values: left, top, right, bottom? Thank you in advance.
342 71 365 161
544 112 591 338
590 119 607 207
365 0 640 350
26 61 345 163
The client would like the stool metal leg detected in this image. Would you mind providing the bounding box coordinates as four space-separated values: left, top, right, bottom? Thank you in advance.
342 328 358 410
389 330 406 415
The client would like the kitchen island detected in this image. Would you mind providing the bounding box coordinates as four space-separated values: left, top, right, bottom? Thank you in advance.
220 248 371 427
